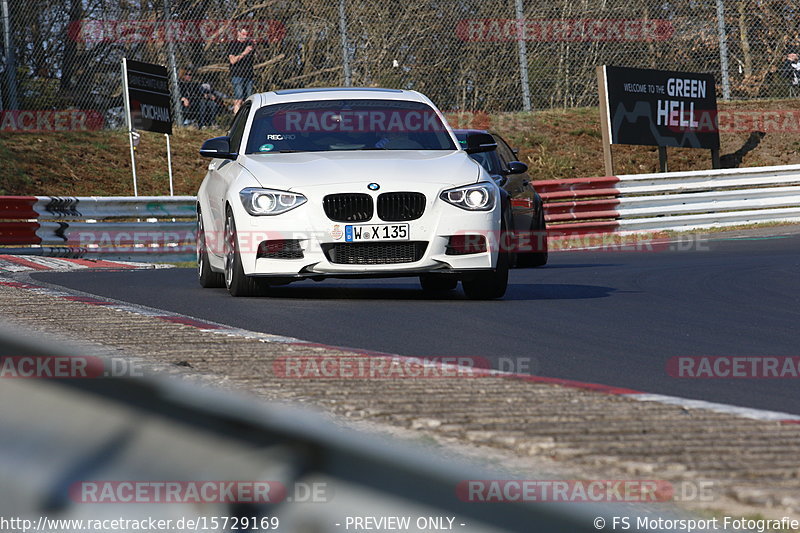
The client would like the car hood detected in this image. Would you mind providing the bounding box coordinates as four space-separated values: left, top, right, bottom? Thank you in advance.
239 150 481 191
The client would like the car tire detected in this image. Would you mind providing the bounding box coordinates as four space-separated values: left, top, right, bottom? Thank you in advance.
197 209 225 288
224 207 264 297
419 275 458 292
517 207 548 267
462 244 509 300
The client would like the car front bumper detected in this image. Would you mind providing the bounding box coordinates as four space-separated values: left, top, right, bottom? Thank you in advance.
227 188 502 279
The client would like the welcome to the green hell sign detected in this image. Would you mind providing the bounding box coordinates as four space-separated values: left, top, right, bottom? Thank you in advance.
605 66 719 150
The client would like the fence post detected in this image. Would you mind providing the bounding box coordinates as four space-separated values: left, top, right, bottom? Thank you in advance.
716 0 731 100
514 0 531 111
163 0 183 126
1 0 18 110
338 0 351 87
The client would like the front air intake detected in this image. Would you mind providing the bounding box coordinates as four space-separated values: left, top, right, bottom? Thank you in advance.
323 241 428 265
257 239 304 259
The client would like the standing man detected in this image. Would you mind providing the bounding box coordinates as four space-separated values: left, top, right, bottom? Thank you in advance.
228 26 256 113
780 52 800 97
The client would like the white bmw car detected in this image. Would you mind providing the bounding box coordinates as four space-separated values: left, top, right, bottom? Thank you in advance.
196 87 516 299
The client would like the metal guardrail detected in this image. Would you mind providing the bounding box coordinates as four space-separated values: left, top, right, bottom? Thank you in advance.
0 196 196 262
540 164 800 234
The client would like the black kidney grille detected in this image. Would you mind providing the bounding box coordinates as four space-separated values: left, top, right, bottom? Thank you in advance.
323 241 428 265
377 192 426 221
323 193 373 222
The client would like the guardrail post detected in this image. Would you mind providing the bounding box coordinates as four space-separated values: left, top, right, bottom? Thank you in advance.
658 146 668 173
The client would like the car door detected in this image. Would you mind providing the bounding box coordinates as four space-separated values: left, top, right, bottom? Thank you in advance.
492 134 535 232
207 102 251 248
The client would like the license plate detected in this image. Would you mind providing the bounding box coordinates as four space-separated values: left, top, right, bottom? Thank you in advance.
345 224 409 242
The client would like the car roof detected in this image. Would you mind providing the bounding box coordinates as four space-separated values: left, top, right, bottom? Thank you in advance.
274 87 404 95
254 87 431 106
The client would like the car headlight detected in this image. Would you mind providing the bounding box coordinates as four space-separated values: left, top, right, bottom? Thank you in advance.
239 188 307 216
440 183 495 211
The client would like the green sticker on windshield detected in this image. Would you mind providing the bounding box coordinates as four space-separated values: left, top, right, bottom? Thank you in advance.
259 143 274 152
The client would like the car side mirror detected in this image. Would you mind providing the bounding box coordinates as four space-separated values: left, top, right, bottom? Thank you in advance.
491 174 508 187
464 132 497 154
505 161 528 175
200 136 236 159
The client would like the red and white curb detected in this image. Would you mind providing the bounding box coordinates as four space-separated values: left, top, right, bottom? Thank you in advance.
0 255 173 273
1 275 799 425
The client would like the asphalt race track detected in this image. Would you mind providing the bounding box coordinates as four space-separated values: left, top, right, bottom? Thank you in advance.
33 231 800 415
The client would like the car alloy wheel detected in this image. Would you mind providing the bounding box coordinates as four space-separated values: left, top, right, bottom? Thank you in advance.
223 207 264 297
197 209 224 288
224 211 235 289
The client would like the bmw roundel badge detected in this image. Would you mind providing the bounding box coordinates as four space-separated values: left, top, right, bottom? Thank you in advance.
368 182 380 191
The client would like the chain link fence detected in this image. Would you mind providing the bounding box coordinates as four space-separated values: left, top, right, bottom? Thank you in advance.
0 0 799 130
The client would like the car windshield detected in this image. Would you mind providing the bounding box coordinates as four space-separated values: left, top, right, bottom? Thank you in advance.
245 99 457 154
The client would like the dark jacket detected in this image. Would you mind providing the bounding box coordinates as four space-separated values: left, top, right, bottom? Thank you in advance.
228 40 255 79
780 59 800 86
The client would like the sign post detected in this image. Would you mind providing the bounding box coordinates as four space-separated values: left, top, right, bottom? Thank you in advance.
165 134 174 196
121 58 174 195
121 58 138 196
598 66 720 172
596 66 614 176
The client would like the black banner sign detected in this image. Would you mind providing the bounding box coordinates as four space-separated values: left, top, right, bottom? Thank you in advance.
124 59 172 135
604 66 719 149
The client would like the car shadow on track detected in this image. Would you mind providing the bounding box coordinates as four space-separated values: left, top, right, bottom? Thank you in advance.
536 263 620 269
243 283 620 301
504 283 620 300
